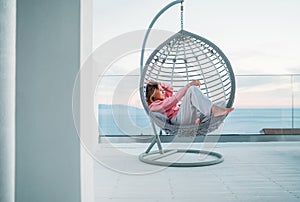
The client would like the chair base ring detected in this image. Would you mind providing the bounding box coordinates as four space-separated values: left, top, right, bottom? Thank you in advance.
139 149 224 167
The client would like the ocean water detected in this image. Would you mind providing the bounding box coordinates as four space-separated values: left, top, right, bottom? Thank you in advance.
98 104 300 135
223 108 300 134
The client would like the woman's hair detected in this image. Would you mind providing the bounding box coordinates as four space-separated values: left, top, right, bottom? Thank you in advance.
146 81 159 105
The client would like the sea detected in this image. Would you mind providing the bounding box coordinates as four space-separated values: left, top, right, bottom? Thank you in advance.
98 104 300 136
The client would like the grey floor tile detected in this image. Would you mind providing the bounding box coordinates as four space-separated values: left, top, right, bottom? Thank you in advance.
93 142 300 202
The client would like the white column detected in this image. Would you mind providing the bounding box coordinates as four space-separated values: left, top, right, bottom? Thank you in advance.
80 0 95 202
0 0 16 202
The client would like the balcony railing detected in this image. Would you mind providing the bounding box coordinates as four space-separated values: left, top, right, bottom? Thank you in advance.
97 74 300 135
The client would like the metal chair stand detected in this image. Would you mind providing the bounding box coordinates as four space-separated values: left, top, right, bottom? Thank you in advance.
139 122 224 167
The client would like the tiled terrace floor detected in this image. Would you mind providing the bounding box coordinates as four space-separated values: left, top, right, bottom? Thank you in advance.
94 141 300 202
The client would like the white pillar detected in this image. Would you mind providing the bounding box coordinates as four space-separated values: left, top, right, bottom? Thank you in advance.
80 0 95 202
0 0 16 202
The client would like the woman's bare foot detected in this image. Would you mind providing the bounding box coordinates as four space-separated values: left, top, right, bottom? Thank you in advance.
195 118 201 124
211 105 234 117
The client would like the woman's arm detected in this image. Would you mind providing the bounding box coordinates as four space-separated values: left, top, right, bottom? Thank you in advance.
149 80 200 113
162 80 200 103
160 82 173 98
150 84 189 112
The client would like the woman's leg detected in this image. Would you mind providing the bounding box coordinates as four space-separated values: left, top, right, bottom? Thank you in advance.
171 86 212 125
171 86 234 125
211 105 234 116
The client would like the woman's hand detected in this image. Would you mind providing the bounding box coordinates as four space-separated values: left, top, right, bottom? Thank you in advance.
188 80 201 87
148 79 156 84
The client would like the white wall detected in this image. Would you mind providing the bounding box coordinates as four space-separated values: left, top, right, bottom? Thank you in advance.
15 0 81 201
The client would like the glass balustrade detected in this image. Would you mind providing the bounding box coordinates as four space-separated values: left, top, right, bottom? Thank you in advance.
96 74 300 135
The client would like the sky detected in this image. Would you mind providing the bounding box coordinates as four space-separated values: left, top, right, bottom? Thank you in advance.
92 0 300 108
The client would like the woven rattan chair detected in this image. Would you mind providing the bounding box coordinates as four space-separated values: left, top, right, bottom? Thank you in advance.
139 0 235 167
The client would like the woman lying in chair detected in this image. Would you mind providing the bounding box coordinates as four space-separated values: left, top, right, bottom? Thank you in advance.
146 80 234 125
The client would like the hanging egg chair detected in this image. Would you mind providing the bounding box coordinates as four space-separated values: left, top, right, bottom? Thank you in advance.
139 0 235 167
